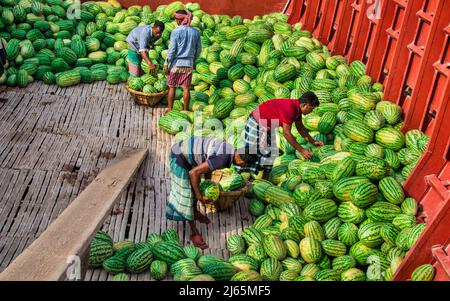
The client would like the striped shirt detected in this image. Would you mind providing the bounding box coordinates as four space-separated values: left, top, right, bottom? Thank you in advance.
170 136 235 171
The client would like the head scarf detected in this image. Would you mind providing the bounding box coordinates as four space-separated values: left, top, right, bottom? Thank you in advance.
174 11 193 26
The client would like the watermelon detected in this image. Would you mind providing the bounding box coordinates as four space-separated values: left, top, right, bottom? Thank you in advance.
230 270 262 281
332 255 357 273
358 222 385 248
262 234 287 261
150 260 168 280
351 182 378 208
322 239 347 257
375 128 405 151
303 199 338 222
338 223 360 246
341 268 366 281
304 220 325 241
299 237 322 263
112 273 129 281
227 234 245 255
411 264 435 281
151 241 186 265
260 258 283 281
126 248 153 273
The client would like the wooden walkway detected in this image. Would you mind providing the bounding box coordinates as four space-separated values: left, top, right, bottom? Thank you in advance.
0 82 255 281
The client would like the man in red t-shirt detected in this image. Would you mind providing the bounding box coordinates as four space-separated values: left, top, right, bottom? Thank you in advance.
235 92 323 179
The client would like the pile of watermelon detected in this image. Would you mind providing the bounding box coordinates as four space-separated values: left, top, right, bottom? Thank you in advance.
88 222 434 281
0 0 194 87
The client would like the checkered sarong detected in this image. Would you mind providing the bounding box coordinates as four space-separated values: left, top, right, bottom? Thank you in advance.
167 66 193 88
166 155 195 221
234 115 278 174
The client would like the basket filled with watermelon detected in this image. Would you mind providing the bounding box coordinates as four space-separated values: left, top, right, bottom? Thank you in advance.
201 170 249 212
126 72 168 106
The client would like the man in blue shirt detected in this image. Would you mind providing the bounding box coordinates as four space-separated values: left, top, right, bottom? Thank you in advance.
126 21 165 76
163 10 202 113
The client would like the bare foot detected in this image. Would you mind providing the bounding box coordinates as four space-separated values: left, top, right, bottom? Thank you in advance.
191 233 208 250
195 212 211 224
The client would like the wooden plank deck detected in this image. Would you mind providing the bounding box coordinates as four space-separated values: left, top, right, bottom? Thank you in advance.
0 82 255 280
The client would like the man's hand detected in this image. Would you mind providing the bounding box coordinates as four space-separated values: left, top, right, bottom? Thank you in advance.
313 140 324 147
299 148 313 160
148 63 157 70
163 65 169 74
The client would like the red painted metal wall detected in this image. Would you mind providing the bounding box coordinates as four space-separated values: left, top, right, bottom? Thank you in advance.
117 0 287 19
284 0 450 281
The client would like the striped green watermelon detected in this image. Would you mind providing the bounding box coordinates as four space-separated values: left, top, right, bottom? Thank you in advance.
338 202 366 224
112 273 129 281
322 239 347 257
344 120 374 144
197 255 225 270
304 220 325 241
392 214 416 230
228 254 259 271
245 243 267 262
337 223 360 246
282 258 303 273
366 202 401 222
183 245 201 261
202 261 238 281
358 222 385 248
150 260 168 280
88 240 114 268
260 258 283 281
253 214 273 230
332 255 356 273
170 258 197 275
161 228 180 244
126 248 153 273
262 234 287 261
242 227 264 246
230 270 262 281
378 177 405 205
303 199 338 222
411 264 435 281
349 241 374 266
151 241 186 265
341 268 366 281
227 234 245 255
333 176 370 202
331 157 356 182
300 263 320 278
351 182 378 208
364 110 385 130
315 269 341 281
375 128 405 151
299 237 322 263
407 223 426 249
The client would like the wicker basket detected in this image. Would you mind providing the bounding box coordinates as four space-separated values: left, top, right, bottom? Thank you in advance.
126 84 168 107
206 170 250 212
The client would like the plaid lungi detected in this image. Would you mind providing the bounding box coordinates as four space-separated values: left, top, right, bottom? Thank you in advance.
127 49 143 77
234 115 278 174
167 66 193 88
166 155 195 221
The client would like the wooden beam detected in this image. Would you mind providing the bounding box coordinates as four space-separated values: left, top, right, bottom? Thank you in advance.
0 148 148 281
